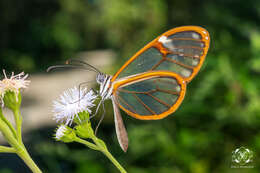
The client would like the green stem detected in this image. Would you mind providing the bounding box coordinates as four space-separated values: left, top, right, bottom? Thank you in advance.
0 109 17 139
100 148 127 173
0 118 42 172
76 136 127 173
0 146 16 153
0 111 42 172
0 118 22 150
92 137 127 173
74 137 99 151
13 108 22 143
16 148 42 173
0 120 42 172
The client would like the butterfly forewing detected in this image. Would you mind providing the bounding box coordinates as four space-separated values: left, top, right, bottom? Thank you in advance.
112 26 210 83
117 47 162 79
114 46 163 80
112 72 186 120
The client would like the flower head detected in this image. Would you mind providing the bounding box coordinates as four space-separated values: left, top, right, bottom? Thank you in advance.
0 70 30 107
53 87 97 125
55 124 76 142
0 70 30 94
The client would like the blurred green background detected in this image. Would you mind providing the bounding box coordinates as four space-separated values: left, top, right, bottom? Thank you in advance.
0 0 260 172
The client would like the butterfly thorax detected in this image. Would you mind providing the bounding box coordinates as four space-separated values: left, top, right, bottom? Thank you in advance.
97 73 113 100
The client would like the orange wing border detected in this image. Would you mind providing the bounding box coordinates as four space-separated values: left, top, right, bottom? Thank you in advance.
112 71 186 120
111 26 210 83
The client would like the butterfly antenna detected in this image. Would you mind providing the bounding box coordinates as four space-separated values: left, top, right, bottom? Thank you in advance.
66 59 101 74
46 64 88 72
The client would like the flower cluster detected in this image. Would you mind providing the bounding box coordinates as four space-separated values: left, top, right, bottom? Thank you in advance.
0 69 126 172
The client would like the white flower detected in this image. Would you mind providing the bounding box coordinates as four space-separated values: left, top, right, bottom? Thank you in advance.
55 124 67 140
0 70 30 93
0 70 30 105
53 86 97 125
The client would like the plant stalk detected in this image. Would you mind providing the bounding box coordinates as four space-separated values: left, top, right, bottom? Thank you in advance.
0 109 17 139
13 108 22 143
16 148 42 173
77 137 127 173
0 146 16 153
0 110 42 173
99 147 127 173
92 136 127 173
75 137 99 151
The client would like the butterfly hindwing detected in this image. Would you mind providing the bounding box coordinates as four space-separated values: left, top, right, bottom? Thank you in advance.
112 71 186 120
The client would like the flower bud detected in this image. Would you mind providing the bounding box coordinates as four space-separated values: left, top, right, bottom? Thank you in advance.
55 124 76 143
3 91 21 110
75 120 94 139
74 111 90 124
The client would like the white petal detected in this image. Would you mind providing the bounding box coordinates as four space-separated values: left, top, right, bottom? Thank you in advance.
55 125 67 140
52 86 97 125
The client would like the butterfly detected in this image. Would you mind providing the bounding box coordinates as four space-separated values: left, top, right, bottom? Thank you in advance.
48 26 210 152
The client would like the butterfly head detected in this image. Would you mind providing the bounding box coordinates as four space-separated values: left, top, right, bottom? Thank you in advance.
96 73 106 85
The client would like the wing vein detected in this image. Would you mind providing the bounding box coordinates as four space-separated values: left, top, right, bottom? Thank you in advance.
117 95 137 114
170 38 202 42
165 57 194 69
172 45 204 50
146 93 171 108
156 88 180 95
118 88 157 94
151 58 165 70
167 52 201 59
132 93 156 115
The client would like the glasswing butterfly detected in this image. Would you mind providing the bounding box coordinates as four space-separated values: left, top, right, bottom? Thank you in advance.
48 26 210 152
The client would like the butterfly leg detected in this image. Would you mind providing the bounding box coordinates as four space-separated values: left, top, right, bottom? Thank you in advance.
77 80 97 104
90 99 103 119
94 101 106 135
67 81 97 106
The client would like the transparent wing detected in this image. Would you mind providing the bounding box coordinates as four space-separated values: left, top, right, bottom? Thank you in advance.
112 26 210 83
112 72 186 120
